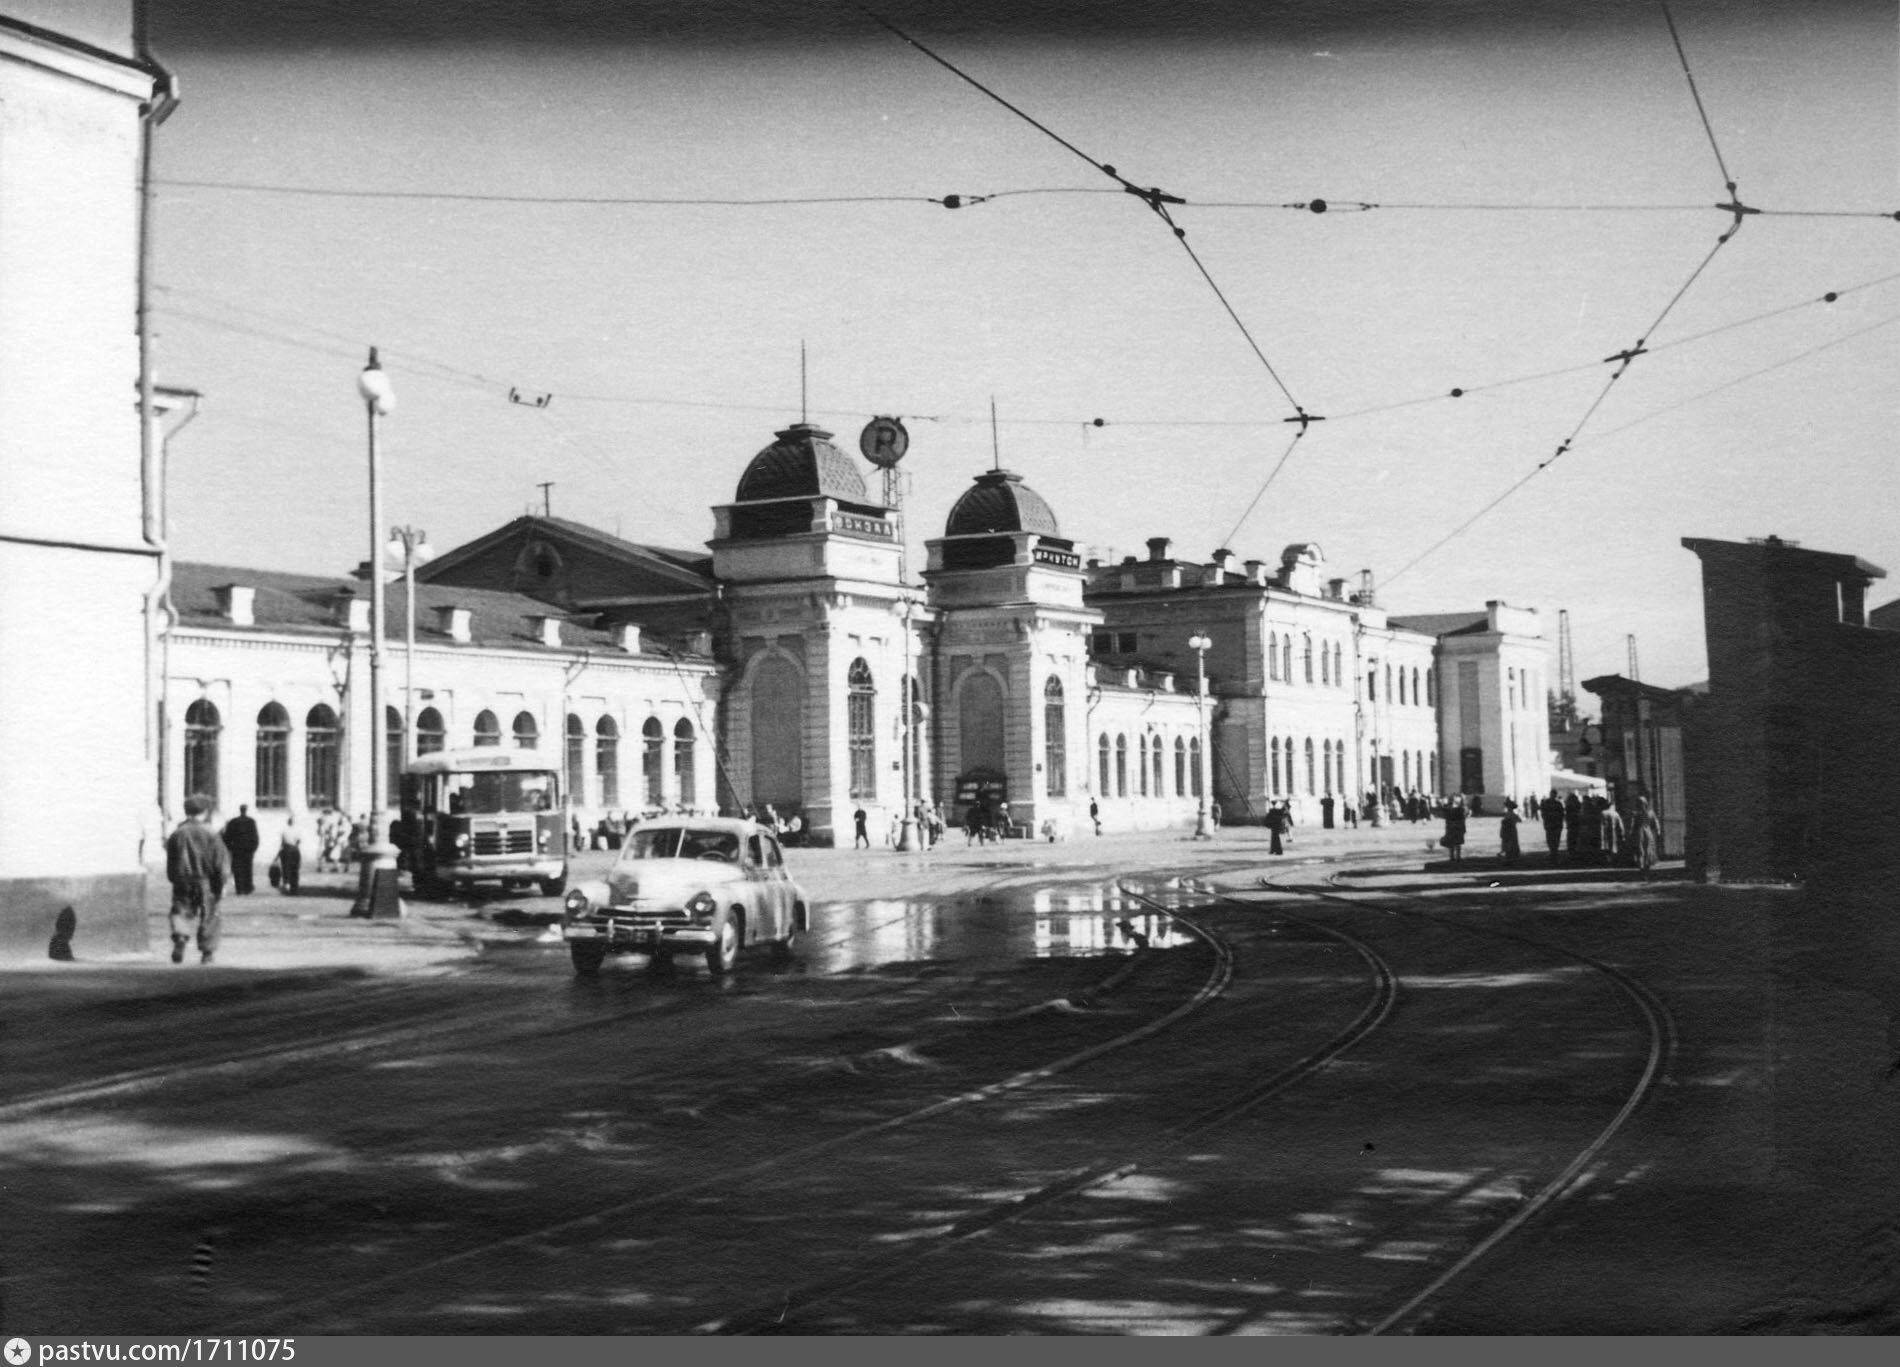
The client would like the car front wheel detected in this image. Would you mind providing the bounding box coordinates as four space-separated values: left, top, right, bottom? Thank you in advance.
706 914 741 976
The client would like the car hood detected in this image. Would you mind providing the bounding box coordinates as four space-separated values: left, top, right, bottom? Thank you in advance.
606 860 744 904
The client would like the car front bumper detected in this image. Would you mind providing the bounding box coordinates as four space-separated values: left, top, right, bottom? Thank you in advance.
564 915 717 951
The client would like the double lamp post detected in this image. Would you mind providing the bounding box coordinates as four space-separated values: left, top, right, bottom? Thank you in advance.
350 349 404 919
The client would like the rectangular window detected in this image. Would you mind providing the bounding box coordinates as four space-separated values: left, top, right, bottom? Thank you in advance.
1117 632 1138 653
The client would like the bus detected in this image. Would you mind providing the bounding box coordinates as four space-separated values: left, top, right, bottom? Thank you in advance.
401 747 567 897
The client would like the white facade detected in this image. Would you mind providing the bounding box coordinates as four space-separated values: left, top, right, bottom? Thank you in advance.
0 11 165 956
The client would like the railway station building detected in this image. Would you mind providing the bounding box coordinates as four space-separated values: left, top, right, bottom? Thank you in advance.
151 420 1553 855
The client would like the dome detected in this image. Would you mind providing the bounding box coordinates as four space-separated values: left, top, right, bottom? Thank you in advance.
734 424 870 504
944 469 1060 538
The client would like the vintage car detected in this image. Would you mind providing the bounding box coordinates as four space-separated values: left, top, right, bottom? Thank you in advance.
561 817 809 976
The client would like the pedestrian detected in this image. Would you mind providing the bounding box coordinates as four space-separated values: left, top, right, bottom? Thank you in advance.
1265 801 1288 856
1440 796 1467 865
1209 799 1222 829
1090 797 1102 837
1563 791 1583 861
1597 795 1625 864
276 815 303 895
1320 794 1335 829
1499 800 1521 864
1539 792 1565 864
220 804 259 895
1345 800 1358 828
165 796 228 965
1632 794 1661 878
853 805 870 849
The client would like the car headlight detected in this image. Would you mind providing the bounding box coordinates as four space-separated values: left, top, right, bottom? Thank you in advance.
686 891 716 920
564 889 591 915
538 829 551 850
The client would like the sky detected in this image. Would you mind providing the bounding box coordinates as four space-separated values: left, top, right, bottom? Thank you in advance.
142 0 1899 695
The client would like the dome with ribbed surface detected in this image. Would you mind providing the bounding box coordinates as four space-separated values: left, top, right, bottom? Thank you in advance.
944 469 1059 537
734 424 870 504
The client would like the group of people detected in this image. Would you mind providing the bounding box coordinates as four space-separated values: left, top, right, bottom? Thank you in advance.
1506 790 1662 873
849 801 950 849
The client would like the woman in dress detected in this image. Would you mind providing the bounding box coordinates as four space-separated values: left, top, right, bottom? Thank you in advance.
1633 794 1661 877
1499 801 1521 864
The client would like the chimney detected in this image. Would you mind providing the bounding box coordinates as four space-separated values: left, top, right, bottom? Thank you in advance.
1210 548 1234 576
615 623 642 654
689 630 713 656
1327 577 1346 601
1147 536 1173 562
1245 559 1268 585
435 605 472 643
332 588 369 633
530 614 563 647
215 584 255 626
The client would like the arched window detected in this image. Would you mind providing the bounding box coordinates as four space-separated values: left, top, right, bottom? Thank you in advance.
1137 735 1149 797
1335 743 1347 797
596 716 620 807
1114 734 1128 797
750 654 804 810
1323 739 1334 795
1190 736 1203 798
566 715 586 808
1270 736 1281 796
386 705 402 806
1402 751 1413 790
1321 641 1331 686
1304 737 1316 794
1429 752 1439 791
1367 662 1377 702
674 719 696 808
1300 635 1312 684
1098 733 1111 796
472 710 501 748
1174 736 1187 797
1268 633 1281 682
959 671 1005 781
416 706 445 756
1427 670 1437 708
1507 668 1517 710
1413 667 1423 708
255 703 289 809
1044 677 1066 798
848 658 876 799
1281 635 1293 682
1385 662 1394 703
184 699 221 806
1398 669 1408 706
1333 643 1343 688
642 716 664 805
305 704 340 808
513 711 539 750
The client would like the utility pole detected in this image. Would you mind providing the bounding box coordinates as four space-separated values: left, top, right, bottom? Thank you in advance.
536 482 553 518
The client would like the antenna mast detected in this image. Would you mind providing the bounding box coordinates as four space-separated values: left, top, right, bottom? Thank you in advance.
1627 633 1640 684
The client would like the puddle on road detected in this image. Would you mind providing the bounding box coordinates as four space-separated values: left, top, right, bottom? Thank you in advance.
810 886 1195 973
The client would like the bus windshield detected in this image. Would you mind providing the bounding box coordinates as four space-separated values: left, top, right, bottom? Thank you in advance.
626 827 741 863
437 769 557 815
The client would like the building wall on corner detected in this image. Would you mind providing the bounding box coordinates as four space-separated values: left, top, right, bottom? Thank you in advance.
0 12 156 959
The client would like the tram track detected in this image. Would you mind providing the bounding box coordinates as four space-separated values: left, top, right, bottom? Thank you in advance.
219 895 1236 1332
697 876 1398 1334
0 879 1037 1124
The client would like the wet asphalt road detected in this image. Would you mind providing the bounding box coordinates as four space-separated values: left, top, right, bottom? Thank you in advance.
1 844 1887 1334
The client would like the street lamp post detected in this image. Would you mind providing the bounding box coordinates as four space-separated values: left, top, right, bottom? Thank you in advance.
894 595 918 852
351 348 403 919
1189 633 1214 840
386 525 433 762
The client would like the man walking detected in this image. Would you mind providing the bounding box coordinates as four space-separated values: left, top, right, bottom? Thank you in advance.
221 804 259 895
277 815 303 895
166 796 229 964
853 805 870 850
1089 798 1101 837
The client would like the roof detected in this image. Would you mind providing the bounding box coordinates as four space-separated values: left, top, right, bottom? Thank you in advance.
734 424 871 504
170 561 713 657
944 469 1059 537
1681 535 1887 581
1388 611 1489 639
421 514 713 592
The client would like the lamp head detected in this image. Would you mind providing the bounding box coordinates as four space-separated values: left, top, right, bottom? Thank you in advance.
358 346 396 415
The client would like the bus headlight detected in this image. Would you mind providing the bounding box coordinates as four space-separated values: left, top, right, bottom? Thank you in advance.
454 832 470 853
687 891 716 921
538 829 551 850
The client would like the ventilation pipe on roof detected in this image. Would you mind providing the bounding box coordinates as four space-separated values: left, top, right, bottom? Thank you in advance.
1147 537 1173 562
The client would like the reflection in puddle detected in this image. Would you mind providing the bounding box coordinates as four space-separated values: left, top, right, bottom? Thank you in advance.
811 884 1191 971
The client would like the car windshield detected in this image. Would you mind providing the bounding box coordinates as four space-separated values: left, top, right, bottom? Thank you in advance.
625 827 741 863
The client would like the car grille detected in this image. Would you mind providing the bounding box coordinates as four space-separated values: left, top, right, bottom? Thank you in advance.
473 828 534 856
